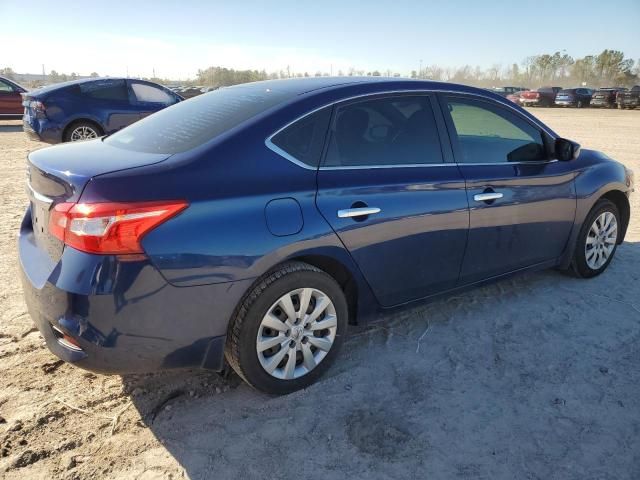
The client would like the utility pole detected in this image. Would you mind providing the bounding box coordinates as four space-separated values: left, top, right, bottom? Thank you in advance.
126 66 129 78
419 59 423 79
42 64 45 83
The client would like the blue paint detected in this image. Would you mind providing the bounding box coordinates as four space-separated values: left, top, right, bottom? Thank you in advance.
265 198 304 236
18 77 633 374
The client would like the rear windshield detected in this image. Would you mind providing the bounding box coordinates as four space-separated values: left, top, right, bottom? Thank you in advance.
105 84 292 154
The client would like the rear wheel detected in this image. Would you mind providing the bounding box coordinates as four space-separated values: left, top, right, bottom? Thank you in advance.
571 199 620 278
64 121 103 142
225 261 348 394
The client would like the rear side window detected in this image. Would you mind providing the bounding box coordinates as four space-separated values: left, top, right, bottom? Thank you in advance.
130 82 175 105
105 85 291 154
80 80 128 101
323 95 443 167
0 79 15 92
445 97 546 163
269 107 332 167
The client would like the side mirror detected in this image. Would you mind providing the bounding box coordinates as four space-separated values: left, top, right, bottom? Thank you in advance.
555 137 581 161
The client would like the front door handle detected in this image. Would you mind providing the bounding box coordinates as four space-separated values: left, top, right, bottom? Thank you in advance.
473 192 503 202
337 207 381 218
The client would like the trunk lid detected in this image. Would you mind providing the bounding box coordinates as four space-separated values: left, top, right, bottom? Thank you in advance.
26 140 171 262
521 91 539 99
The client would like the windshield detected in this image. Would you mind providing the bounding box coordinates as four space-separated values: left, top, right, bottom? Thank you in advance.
105 84 292 154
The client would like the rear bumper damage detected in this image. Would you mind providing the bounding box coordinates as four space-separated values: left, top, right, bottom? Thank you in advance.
18 208 254 374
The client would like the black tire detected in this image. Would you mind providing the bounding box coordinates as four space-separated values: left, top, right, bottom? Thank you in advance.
225 261 348 394
570 199 621 278
63 120 103 142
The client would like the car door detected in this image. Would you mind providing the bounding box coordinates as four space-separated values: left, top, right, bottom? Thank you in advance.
439 94 577 284
316 93 469 307
78 79 140 133
128 81 178 119
0 78 23 116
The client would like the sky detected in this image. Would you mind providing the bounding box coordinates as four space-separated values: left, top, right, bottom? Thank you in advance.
1 0 638 79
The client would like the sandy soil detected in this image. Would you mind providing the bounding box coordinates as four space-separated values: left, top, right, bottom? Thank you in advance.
0 109 639 480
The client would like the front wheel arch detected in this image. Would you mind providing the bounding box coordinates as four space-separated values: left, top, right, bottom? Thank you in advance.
601 190 630 244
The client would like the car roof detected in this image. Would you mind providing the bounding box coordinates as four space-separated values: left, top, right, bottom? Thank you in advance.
29 77 161 96
220 76 494 99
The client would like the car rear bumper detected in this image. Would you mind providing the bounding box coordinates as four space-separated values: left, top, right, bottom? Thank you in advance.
554 100 578 106
22 117 62 144
18 207 254 374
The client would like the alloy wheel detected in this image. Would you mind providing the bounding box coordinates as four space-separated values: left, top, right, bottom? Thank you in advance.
70 126 98 141
585 211 618 270
256 287 337 380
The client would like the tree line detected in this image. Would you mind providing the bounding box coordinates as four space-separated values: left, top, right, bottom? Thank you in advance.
3 49 638 90
194 50 638 89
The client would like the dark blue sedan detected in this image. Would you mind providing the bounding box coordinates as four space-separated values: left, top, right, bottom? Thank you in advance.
22 77 182 143
19 77 633 394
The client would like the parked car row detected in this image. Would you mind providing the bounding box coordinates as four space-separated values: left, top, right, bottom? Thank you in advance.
1 77 182 143
501 85 637 109
3 75 640 148
167 85 218 98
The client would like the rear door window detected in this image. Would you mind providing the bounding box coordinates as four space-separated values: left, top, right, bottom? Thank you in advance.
269 107 332 167
323 95 444 167
80 80 128 102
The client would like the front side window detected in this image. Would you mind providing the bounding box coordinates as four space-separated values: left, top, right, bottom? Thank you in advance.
324 95 443 167
80 80 128 102
130 82 175 105
270 107 331 167
445 97 546 163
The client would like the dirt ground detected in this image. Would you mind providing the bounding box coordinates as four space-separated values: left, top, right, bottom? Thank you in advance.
0 109 639 480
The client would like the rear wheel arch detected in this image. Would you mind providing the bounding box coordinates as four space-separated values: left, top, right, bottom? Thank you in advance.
291 255 359 325
63 119 104 141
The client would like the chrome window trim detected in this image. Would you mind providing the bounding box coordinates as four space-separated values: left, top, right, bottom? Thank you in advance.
321 163 456 170
264 88 558 171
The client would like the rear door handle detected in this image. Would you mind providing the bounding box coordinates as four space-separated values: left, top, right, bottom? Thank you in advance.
337 207 381 218
473 192 503 202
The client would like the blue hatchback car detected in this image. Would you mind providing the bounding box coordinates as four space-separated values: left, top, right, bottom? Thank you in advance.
22 77 182 144
19 77 633 394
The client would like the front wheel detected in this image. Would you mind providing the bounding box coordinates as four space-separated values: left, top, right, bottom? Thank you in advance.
225 262 348 394
571 199 620 278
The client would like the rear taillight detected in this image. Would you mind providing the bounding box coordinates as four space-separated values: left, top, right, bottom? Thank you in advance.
30 100 47 118
49 200 188 255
